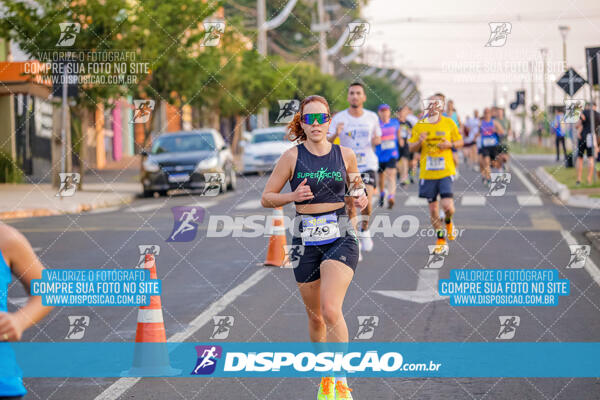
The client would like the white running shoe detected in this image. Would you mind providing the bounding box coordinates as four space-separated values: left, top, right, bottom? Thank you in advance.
360 229 374 252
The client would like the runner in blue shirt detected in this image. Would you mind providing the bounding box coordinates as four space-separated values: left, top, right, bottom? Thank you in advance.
375 104 400 209
0 224 53 398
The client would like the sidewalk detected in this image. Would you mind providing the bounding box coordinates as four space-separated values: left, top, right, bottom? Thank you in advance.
0 156 142 220
0 182 141 220
534 166 600 210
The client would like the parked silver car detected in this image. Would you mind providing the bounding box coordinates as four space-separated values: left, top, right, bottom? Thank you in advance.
241 128 294 174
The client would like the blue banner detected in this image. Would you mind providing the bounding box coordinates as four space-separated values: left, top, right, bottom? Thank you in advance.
30 269 161 306
3 342 600 378
440 269 569 306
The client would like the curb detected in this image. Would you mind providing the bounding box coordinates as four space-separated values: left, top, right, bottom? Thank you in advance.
535 167 570 202
534 167 600 209
0 194 135 220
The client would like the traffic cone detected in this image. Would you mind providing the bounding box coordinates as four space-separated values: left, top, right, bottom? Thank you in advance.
122 254 180 376
264 207 290 267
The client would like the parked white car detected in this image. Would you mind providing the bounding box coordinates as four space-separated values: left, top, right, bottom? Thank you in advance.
241 128 294 174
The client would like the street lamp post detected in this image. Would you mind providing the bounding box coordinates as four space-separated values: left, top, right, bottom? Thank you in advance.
558 25 572 150
558 25 570 72
540 48 548 115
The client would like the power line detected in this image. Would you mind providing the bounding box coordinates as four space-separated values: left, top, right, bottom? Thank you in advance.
374 12 600 25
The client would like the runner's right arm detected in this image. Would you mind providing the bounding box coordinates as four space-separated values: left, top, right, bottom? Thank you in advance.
0 225 53 341
408 124 426 152
261 147 313 208
327 116 343 143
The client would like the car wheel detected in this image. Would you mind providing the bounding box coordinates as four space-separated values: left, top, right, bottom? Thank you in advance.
227 166 237 191
142 189 153 198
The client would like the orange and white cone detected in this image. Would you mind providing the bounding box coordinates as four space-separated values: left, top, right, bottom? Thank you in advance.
135 254 166 342
122 254 180 376
264 207 291 267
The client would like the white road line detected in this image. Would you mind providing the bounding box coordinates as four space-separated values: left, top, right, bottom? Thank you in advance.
561 230 600 288
124 204 164 213
8 297 29 307
87 206 121 214
511 163 539 195
516 195 543 206
94 268 271 400
235 199 263 210
372 269 446 304
405 196 428 206
461 195 486 206
186 200 218 209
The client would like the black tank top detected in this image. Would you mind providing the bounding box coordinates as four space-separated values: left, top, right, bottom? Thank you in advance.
289 143 347 205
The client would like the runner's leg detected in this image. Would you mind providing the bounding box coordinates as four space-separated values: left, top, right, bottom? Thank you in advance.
319 259 354 342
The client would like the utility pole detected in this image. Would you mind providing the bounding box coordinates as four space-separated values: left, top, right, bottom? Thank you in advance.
316 0 328 73
530 61 536 138
540 48 548 115
256 0 298 128
61 61 68 176
521 80 526 144
257 0 267 56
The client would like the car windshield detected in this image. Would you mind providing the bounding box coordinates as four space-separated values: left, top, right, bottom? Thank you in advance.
251 131 286 143
151 133 215 154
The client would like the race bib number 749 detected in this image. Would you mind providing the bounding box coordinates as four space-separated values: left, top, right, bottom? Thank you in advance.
301 213 340 246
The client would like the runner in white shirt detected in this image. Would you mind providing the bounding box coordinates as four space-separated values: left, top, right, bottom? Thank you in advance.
464 110 480 170
327 82 382 253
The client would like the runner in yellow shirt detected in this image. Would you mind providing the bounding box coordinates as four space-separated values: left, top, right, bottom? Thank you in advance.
408 93 463 252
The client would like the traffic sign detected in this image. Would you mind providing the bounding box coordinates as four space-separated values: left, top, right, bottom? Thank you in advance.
585 47 600 86
556 68 586 97
510 90 525 110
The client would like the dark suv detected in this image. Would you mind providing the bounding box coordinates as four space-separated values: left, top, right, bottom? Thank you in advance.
140 130 236 197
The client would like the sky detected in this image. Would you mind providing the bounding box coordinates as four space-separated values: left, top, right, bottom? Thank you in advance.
362 0 600 119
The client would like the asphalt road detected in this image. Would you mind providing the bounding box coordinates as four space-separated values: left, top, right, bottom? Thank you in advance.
6 155 600 400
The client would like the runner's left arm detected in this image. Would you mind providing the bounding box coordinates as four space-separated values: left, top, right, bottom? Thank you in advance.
371 116 382 146
493 119 505 136
450 120 464 149
341 147 368 210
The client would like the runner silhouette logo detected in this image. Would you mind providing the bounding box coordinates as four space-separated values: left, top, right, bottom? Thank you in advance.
191 345 222 375
202 22 226 46
202 173 225 196
487 173 511 196
57 22 80 47
497 316 520 340
275 100 300 124
426 245 448 269
210 316 234 339
137 245 160 268
354 316 379 340
563 99 585 123
284 245 305 269
345 22 370 47
131 100 155 124
65 315 89 340
485 22 512 47
167 206 205 242
56 173 80 197
567 245 590 269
